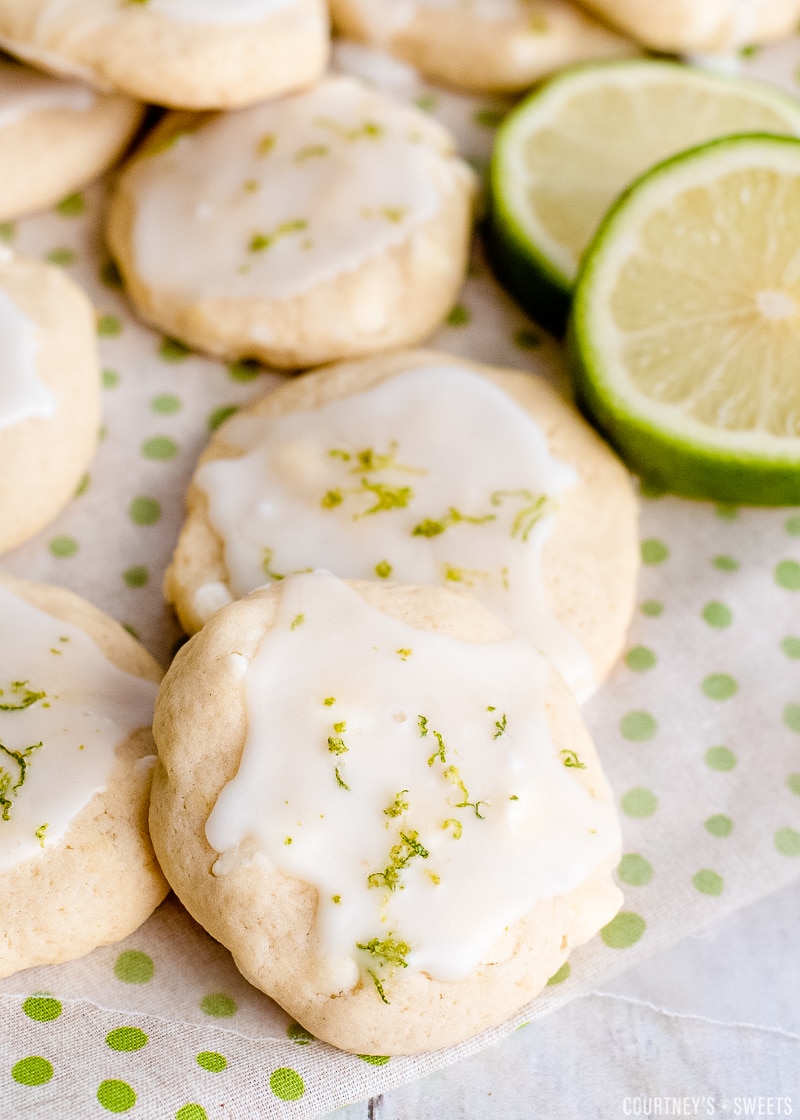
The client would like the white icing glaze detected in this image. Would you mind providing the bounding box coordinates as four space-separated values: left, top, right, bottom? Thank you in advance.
205 573 620 985
0 288 56 431
128 76 446 301
0 585 158 872
143 0 295 25
0 58 94 128
197 364 595 698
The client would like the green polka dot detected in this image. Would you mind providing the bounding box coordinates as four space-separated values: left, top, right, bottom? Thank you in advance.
639 478 667 500
618 853 653 886
100 258 123 289
600 911 646 949
97 314 123 337
0 220 16 241
705 745 737 771
102 368 120 389
783 703 800 733
715 503 738 520
209 405 238 432
776 560 800 590
775 827 800 857
11 1057 53 1086
269 1067 305 1101
713 555 739 572
97 1080 136 1113
641 538 668 564
785 516 800 536
704 814 734 838
159 336 192 362
228 358 261 382
196 1052 227 1073
114 950 154 984
200 994 236 1018
786 773 800 796
692 869 724 896
287 1022 314 1045
620 787 657 818
473 106 505 128
46 247 75 266
142 435 178 461
49 536 78 558
358 1054 391 1066
446 303 470 326
151 393 181 414
625 646 656 671
702 602 732 628
106 1028 148 1053
640 599 663 617
546 961 571 985
620 710 658 741
701 673 737 700
782 637 800 659
176 1106 207 1120
123 565 149 589
23 996 62 1022
129 497 161 526
513 327 541 350
56 191 85 216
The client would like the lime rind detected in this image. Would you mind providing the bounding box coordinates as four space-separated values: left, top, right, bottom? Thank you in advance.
569 132 800 505
487 57 800 339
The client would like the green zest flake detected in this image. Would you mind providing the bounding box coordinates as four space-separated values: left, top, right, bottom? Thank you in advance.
426 870 441 885
441 817 463 839
368 830 429 891
356 936 411 969
248 219 309 254
367 969 389 1005
375 560 392 579
443 564 488 587
321 489 343 509
0 681 46 711
396 648 412 661
357 480 414 517
242 179 259 192
284 836 293 845
400 832 429 859
426 730 446 767
314 117 385 142
257 133 276 156
383 790 409 818
493 714 508 739
323 697 336 707
444 765 486 819
329 441 424 476
335 767 350 790
418 714 429 737
561 749 586 770
490 489 552 541
333 721 346 733
328 736 347 755
35 822 48 848
509 794 519 801
261 548 285 581
0 740 43 821
290 613 305 630
412 506 495 538
295 144 329 162
332 894 341 904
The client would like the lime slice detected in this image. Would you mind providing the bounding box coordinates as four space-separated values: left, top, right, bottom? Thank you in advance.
487 59 800 334
568 133 800 506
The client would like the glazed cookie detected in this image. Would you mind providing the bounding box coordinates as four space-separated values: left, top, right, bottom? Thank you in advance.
164 349 639 700
106 76 477 368
572 0 800 54
150 572 622 1054
0 55 143 222
0 574 168 978
0 0 329 110
329 0 637 93
0 250 100 556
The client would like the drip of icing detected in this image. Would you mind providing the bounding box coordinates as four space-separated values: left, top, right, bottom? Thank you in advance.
128 76 446 301
0 585 158 872
0 288 56 430
0 58 94 129
205 572 620 985
196 364 595 699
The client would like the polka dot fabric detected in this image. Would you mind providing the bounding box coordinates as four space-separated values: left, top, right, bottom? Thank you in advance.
2 35 800 1120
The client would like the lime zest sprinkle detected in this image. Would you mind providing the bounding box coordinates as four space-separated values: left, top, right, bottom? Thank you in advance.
356 936 411 969
426 870 441 885
418 714 429 737
426 730 446 767
284 836 293 845
490 489 551 540
367 969 389 1004
35 822 48 847
368 830 429 891
314 117 385 142
261 548 285 581
249 218 308 254
290 613 305 630
561 749 586 770
335 767 350 790
383 790 409 818
444 764 487 819
375 560 392 579
412 506 495 538
323 696 336 706
442 817 463 839
295 143 330 162
444 563 488 586
396 648 412 661
0 740 43 821
328 441 424 476
0 681 46 711
493 714 508 739
256 133 275 156
328 735 348 756
332 894 341 904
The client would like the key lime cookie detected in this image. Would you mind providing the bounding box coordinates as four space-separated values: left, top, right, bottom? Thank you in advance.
329 0 637 93
0 574 167 978
105 76 477 368
150 572 623 1054
572 0 800 53
0 55 143 222
0 0 329 110
164 349 638 701
0 250 100 556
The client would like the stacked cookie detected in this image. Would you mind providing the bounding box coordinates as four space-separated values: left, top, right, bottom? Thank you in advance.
0 0 670 1056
